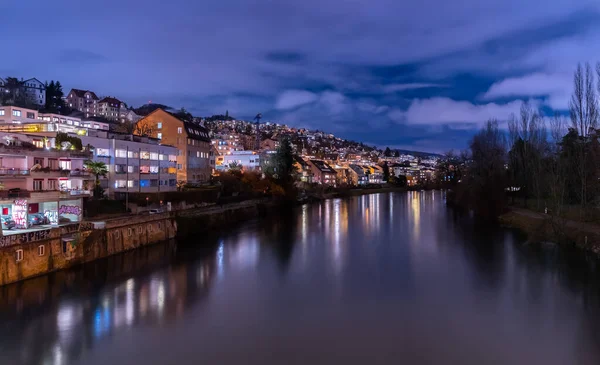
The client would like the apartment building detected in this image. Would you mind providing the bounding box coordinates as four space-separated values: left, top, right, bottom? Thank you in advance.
0 106 110 134
66 89 99 118
21 78 45 106
77 131 178 198
308 159 336 186
0 133 89 228
98 97 126 122
138 109 211 183
215 151 260 172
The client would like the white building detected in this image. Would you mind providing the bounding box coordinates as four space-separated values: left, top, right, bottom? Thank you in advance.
78 131 178 198
216 151 261 171
21 78 46 106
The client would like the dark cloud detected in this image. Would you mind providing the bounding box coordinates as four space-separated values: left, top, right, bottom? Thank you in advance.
58 49 108 65
3 0 600 152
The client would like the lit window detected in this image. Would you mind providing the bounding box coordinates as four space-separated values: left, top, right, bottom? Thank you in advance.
196 151 200 157
177 127 182 134
0 110 4 116
115 149 127 158
157 122 162 129
12 110 21 117
157 133 162 139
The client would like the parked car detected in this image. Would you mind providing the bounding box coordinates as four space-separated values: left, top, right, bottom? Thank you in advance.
1 217 16 230
28 213 48 226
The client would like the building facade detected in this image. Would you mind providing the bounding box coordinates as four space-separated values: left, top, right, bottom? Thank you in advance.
216 151 260 172
98 97 127 122
308 159 336 186
66 89 99 118
21 78 46 106
138 109 211 183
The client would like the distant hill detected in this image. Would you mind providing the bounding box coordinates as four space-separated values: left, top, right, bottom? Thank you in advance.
133 103 171 116
394 149 442 158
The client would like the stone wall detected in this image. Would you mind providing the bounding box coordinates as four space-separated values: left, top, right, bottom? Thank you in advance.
0 214 176 286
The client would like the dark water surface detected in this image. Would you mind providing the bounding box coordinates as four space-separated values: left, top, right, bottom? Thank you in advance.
2 191 600 364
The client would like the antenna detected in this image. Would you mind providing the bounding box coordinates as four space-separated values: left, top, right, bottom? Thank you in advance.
254 113 262 150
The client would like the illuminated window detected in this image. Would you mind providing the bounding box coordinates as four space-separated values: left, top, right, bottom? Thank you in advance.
12 110 21 117
157 122 162 129
157 133 162 139
115 149 127 158
177 127 182 134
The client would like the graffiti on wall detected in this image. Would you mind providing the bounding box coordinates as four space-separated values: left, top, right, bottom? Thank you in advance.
59 205 81 216
12 199 27 229
44 210 58 225
0 229 52 248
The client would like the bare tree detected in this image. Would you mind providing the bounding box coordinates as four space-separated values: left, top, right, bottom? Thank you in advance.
569 62 599 218
507 102 547 209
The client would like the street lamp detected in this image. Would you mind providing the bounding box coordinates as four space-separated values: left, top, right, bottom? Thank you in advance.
146 196 149 208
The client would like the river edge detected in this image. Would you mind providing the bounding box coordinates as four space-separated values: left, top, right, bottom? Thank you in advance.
499 208 600 254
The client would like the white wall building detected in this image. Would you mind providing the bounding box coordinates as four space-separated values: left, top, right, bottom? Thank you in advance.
216 151 260 171
21 78 46 106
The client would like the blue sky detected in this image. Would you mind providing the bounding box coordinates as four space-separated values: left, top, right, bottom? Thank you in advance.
2 1 600 152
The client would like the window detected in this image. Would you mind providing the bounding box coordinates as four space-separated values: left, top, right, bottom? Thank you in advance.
140 151 150 160
16 250 23 262
149 152 159 160
196 151 200 158
38 245 45 256
96 148 110 157
140 179 150 187
115 149 127 158
12 110 21 117
157 133 162 139
140 165 150 174
127 165 135 173
33 179 43 191
48 179 58 190
177 127 182 134
115 180 127 188
169 155 177 162
0 109 4 116
159 154 165 161
157 122 162 129
127 180 135 188
149 166 159 174
59 160 71 170
26 112 35 119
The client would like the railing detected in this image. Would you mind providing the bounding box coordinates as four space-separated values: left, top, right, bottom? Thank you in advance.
60 189 91 196
0 168 29 176
69 170 91 177
0 190 31 199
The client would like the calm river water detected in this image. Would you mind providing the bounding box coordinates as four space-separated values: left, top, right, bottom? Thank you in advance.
2 191 600 364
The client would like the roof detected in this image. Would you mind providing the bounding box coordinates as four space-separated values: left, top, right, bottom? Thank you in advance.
98 96 123 105
69 89 99 100
293 155 309 167
349 164 365 176
23 78 44 87
310 159 335 173
183 121 211 142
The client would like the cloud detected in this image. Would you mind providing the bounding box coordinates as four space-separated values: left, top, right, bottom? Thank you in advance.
58 49 108 65
390 97 526 128
275 90 319 110
382 83 447 93
482 73 571 109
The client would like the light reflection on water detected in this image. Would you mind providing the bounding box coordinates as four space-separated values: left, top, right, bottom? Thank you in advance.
2 192 600 365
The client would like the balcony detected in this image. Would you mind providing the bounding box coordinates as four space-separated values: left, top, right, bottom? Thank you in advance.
69 170 91 177
0 189 30 199
60 189 91 197
0 168 29 176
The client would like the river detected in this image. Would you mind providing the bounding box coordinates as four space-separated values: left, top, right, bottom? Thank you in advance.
2 191 600 364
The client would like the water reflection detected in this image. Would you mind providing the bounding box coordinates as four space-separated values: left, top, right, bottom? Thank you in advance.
3 192 600 364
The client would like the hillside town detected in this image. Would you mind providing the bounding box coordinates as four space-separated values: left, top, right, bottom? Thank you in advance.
0 77 439 230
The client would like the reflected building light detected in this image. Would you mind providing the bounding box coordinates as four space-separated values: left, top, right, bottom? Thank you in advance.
231 236 259 269
139 286 148 317
217 242 225 278
157 281 165 315
126 279 135 326
53 344 63 365
301 205 308 245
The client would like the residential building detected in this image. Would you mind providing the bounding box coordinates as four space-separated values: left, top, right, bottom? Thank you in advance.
21 78 46 106
123 109 142 123
98 97 126 122
212 134 244 155
77 131 178 198
348 164 368 186
209 144 218 174
293 155 313 184
0 134 90 228
308 159 336 186
66 89 99 118
0 106 110 133
368 165 384 184
137 109 211 183
216 151 260 172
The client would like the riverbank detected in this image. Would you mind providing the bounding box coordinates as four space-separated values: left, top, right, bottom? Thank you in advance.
300 185 409 203
499 208 600 254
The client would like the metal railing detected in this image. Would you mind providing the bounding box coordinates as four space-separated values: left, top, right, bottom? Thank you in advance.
0 168 29 176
